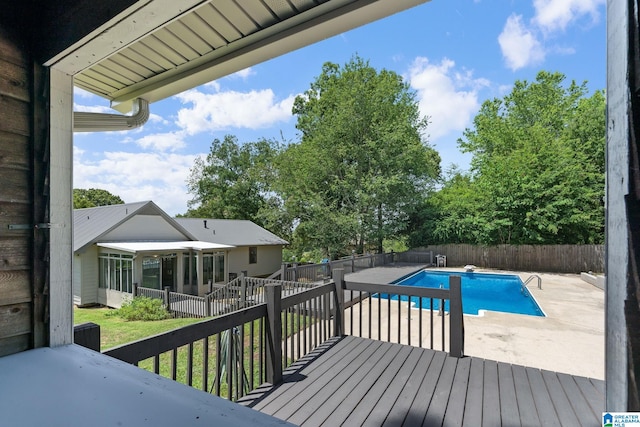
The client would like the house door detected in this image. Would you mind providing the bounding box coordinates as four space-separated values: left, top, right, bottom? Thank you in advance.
161 256 176 290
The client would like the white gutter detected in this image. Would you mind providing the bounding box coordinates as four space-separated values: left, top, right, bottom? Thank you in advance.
73 98 149 132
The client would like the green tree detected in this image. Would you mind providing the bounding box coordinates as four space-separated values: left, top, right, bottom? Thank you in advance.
73 188 124 209
184 135 281 226
428 71 605 245
278 56 440 257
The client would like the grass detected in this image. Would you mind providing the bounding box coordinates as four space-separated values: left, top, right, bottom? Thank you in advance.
74 306 202 350
74 305 325 399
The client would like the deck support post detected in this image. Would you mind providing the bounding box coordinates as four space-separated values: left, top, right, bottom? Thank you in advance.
265 284 283 385
332 269 345 336
448 276 464 357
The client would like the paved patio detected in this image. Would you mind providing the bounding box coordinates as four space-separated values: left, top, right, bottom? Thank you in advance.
344 266 605 380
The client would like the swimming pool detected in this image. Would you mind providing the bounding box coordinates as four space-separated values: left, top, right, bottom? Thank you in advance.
384 270 545 317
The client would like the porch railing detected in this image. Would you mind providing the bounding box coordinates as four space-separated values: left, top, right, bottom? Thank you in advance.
280 250 435 282
97 269 463 402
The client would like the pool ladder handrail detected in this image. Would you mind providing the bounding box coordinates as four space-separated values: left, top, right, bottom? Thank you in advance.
522 274 542 292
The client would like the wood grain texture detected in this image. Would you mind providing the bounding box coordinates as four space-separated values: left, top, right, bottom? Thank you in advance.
0 236 30 270
0 57 29 101
0 270 31 305
0 303 31 339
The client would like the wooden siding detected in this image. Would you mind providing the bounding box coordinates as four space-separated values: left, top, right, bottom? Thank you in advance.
414 244 604 273
239 336 604 427
0 26 43 355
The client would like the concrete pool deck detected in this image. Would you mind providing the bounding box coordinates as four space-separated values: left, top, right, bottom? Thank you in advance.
343 266 605 380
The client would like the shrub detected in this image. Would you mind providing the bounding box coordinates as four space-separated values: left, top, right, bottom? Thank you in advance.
106 296 171 321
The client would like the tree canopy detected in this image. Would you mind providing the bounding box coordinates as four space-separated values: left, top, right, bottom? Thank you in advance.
409 71 605 246
73 188 124 209
183 135 281 227
277 56 440 256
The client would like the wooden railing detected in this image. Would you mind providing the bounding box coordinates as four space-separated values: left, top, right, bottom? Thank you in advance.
103 281 337 400
337 272 464 357
281 250 435 282
95 269 464 401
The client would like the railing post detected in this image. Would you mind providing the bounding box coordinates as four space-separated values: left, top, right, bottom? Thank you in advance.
448 275 464 357
133 282 138 297
265 283 283 385
163 286 171 312
73 322 101 352
351 253 355 273
332 269 345 336
293 262 298 282
240 271 247 308
280 263 286 280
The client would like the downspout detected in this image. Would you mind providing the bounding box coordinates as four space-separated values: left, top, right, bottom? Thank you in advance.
73 98 150 132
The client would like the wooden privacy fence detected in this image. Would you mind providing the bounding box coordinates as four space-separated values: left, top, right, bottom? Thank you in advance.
414 244 604 273
93 269 464 402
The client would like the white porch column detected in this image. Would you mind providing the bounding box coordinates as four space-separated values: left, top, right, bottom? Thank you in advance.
49 68 73 347
196 250 204 296
176 253 185 294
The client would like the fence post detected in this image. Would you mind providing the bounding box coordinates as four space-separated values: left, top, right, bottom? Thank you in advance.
133 282 138 297
73 322 101 352
293 263 298 282
163 286 171 312
332 269 345 336
205 294 212 317
265 283 283 385
448 275 464 357
351 253 355 273
280 263 286 280
240 271 247 308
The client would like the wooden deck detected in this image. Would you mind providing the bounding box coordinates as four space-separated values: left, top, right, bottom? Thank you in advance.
239 336 604 427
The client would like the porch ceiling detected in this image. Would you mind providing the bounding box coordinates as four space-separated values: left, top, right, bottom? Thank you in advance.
97 241 234 253
53 0 430 113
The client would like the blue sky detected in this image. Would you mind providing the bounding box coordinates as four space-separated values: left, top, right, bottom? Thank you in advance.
73 0 606 216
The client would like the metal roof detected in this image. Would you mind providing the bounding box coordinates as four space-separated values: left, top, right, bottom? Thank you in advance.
57 0 430 113
73 201 195 252
175 218 288 246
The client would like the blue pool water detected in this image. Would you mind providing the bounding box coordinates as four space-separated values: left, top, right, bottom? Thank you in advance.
383 270 545 317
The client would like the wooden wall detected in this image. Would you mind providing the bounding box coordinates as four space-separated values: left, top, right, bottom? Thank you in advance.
0 24 48 356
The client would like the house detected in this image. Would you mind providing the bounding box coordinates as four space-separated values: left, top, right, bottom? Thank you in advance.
0 0 638 424
73 201 287 308
174 218 288 280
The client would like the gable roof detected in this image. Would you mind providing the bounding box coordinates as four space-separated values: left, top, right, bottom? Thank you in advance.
175 218 288 247
73 201 195 252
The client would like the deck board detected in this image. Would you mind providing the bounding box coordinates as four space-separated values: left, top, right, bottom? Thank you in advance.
498 362 521 426
239 336 603 427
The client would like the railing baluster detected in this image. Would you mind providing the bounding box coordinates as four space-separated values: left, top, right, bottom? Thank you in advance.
171 348 178 381
154 354 160 374
430 298 434 349
387 296 391 342
368 292 372 339
202 337 208 392
187 342 193 386
215 333 221 396
397 293 401 344
259 318 264 385
249 320 255 390
227 328 233 400
407 295 411 347
377 294 381 340
419 298 423 348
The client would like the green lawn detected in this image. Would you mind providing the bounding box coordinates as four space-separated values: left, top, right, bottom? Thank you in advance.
74 306 203 350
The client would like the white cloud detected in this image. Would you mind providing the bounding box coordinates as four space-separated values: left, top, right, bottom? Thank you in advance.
533 0 605 33
229 67 256 80
408 57 488 141
175 88 296 135
74 150 201 215
133 131 187 152
498 14 545 71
